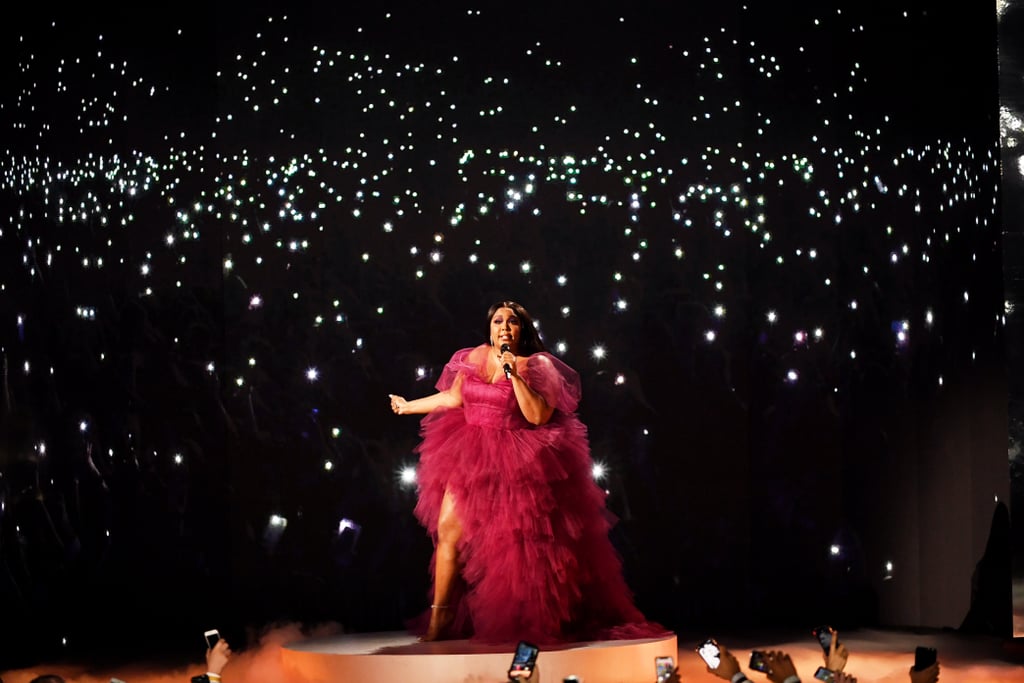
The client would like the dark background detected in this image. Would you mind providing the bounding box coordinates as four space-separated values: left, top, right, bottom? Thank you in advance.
0 0 1012 670
1000 0 1024 640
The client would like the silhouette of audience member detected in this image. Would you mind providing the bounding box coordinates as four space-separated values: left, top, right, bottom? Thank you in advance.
190 637 232 683
28 676 66 683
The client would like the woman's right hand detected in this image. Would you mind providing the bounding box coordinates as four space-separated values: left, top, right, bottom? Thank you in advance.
389 394 408 414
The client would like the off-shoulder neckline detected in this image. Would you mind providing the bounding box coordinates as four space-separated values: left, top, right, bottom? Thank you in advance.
464 344 533 385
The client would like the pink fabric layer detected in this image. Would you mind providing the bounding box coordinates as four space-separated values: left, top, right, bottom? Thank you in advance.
412 346 667 645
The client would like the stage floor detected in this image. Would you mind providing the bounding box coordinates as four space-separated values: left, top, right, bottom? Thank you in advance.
1 627 1022 683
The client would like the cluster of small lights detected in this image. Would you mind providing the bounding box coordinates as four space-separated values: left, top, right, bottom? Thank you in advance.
0 4 1004 635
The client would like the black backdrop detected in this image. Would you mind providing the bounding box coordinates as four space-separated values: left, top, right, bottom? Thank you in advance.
999 0 1024 639
0 0 1005 668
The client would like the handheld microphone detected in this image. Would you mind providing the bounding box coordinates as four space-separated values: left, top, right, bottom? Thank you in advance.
500 343 512 379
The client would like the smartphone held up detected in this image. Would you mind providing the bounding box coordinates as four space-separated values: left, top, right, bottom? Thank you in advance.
812 626 839 654
696 638 720 669
813 666 835 682
913 646 938 671
749 650 771 674
508 640 540 680
655 655 675 682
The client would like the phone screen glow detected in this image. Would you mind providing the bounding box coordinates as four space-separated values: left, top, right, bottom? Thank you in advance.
698 642 720 668
814 667 835 682
513 645 537 665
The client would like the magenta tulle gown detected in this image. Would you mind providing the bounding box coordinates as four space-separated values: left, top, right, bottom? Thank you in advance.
412 346 666 645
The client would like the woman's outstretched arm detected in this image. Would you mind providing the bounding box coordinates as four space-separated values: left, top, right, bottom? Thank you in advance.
390 374 464 414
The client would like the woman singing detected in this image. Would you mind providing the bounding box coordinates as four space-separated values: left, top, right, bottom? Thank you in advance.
389 301 662 644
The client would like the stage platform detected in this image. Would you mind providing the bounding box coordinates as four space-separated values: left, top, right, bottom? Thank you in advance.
280 631 678 683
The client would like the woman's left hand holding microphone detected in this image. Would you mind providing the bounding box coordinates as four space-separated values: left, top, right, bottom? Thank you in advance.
498 346 518 380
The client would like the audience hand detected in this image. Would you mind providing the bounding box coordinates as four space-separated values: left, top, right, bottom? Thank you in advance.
824 633 849 673
835 672 857 683
709 646 743 680
662 667 683 683
908 662 939 683
764 650 799 683
206 638 232 676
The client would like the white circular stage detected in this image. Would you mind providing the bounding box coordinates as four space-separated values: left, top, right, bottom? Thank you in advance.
281 631 678 683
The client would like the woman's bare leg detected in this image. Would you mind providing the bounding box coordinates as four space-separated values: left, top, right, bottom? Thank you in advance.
425 488 463 641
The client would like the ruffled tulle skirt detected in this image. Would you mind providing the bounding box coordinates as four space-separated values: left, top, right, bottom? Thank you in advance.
412 407 665 645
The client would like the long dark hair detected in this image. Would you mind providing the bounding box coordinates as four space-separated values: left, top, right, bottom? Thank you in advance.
486 300 546 356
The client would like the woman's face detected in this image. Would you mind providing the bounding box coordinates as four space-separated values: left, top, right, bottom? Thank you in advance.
490 307 522 353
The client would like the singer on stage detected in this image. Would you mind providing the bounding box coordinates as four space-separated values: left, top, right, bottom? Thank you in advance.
389 300 663 644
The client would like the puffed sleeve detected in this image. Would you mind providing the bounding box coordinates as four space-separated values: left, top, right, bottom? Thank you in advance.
524 352 581 413
434 347 477 391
